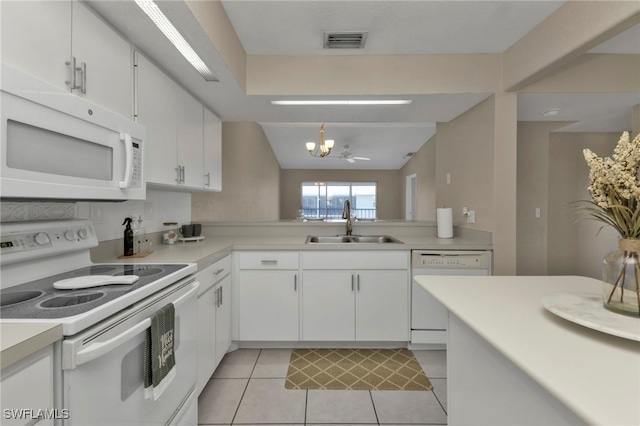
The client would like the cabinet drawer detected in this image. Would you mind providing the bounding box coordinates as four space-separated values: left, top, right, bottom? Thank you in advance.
196 255 231 294
237 251 299 270
303 251 409 270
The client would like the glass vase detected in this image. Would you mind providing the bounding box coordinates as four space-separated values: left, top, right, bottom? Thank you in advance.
602 238 640 317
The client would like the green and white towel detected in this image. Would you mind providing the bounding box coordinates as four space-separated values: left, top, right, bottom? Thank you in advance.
144 303 176 400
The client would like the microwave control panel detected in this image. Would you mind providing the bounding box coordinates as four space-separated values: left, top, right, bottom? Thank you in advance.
131 141 142 189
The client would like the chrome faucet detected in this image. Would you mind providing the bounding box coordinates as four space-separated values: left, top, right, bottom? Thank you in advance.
342 200 353 236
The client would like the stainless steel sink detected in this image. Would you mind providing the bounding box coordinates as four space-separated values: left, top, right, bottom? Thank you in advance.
305 235 403 244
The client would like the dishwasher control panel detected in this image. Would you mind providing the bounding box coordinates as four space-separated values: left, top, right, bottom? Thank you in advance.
412 250 491 269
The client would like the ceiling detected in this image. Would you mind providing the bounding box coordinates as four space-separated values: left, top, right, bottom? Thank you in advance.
89 1 640 170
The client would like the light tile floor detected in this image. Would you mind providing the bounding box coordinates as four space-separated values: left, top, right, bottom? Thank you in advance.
198 349 447 426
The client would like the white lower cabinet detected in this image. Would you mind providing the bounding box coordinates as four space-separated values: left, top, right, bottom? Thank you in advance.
237 251 300 341
196 256 231 395
354 270 409 341
302 270 409 341
1 345 55 426
302 271 355 341
238 271 299 341
302 251 410 342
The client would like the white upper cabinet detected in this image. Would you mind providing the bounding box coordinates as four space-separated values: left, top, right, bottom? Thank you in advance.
1 0 132 118
1 0 72 90
135 53 178 186
70 1 133 117
203 108 222 191
135 52 222 192
176 89 204 188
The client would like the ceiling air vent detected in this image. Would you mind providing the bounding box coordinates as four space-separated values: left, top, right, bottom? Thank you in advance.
324 32 368 49
405 152 415 158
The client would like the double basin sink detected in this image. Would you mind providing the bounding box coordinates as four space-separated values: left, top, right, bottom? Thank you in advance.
305 235 404 244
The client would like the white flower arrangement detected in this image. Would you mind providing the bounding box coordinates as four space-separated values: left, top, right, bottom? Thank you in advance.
581 131 640 238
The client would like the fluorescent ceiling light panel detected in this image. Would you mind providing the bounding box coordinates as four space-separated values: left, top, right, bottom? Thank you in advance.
271 100 413 106
135 0 218 82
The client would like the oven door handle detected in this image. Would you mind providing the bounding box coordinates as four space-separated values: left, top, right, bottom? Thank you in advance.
74 282 199 367
76 317 150 367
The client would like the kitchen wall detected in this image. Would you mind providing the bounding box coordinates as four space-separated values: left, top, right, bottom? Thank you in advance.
516 121 575 275
435 96 495 231
279 169 402 220
191 122 281 221
547 132 619 278
76 189 192 242
399 134 436 221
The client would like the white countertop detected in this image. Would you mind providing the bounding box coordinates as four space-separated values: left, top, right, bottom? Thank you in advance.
1 323 62 369
414 275 640 426
93 234 492 268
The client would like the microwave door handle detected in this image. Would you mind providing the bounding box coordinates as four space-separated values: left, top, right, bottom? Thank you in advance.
119 133 133 189
75 317 151 367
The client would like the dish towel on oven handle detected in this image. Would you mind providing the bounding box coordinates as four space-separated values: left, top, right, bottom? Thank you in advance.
144 302 176 400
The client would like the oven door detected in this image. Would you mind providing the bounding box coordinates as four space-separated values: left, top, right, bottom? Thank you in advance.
61 278 198 426
1 64 145 201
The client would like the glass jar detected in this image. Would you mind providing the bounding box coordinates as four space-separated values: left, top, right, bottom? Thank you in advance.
602 238 640 317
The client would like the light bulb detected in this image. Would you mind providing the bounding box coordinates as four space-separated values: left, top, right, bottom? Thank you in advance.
325 139 335 149
306 142 315 152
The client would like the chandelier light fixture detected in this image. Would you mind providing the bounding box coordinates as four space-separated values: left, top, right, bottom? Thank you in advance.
306 123 335 158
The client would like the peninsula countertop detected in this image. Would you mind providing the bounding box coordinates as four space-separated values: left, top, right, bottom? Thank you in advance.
414 275 640 426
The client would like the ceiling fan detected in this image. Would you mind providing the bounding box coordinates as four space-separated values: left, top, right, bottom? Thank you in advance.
333 145 371 163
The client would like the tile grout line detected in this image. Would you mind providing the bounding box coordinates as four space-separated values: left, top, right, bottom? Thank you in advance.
303 389 308 426
368 390 381 426
230 349 262 425
432 389 448 416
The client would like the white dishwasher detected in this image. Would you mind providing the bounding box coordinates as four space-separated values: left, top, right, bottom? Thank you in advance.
411 250 491 346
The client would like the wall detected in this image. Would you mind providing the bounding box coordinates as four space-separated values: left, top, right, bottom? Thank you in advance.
191 122 281 221
279 169 402 220
547 132 619 277
516 121 575 275
435 96 495 231
76 189 191 242
399 134 436 221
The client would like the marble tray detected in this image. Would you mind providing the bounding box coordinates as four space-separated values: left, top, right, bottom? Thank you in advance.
542 293 640 342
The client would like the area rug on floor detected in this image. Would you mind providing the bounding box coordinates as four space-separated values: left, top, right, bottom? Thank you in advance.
285 348 433 391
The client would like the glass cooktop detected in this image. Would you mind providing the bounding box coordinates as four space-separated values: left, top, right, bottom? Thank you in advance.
0 263 189 320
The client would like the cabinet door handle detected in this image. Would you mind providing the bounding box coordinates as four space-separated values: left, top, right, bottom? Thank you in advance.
65 56 77 90
205 172 211 187
80 61 87 94
175 166 181 183
351 274 354 292
357 274 360 291
294 275 297 291
180 165 185 183
261 260 278 265
219 287 223 307
214 286 219 307
213 268 225 276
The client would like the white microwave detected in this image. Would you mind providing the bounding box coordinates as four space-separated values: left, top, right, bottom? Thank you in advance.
1 64 145 201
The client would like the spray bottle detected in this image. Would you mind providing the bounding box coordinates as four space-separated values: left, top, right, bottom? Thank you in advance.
122 217 134 256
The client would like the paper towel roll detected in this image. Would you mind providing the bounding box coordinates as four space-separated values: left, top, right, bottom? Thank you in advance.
437 208 453 238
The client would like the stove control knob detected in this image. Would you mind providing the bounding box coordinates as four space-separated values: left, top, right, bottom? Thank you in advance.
64 230 77 241
34 232 50 245
78 228 89 239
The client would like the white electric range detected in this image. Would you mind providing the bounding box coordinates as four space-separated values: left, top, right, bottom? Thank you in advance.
0 220 199 425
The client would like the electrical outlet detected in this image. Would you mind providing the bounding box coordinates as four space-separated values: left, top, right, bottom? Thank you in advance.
467 210 476 224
